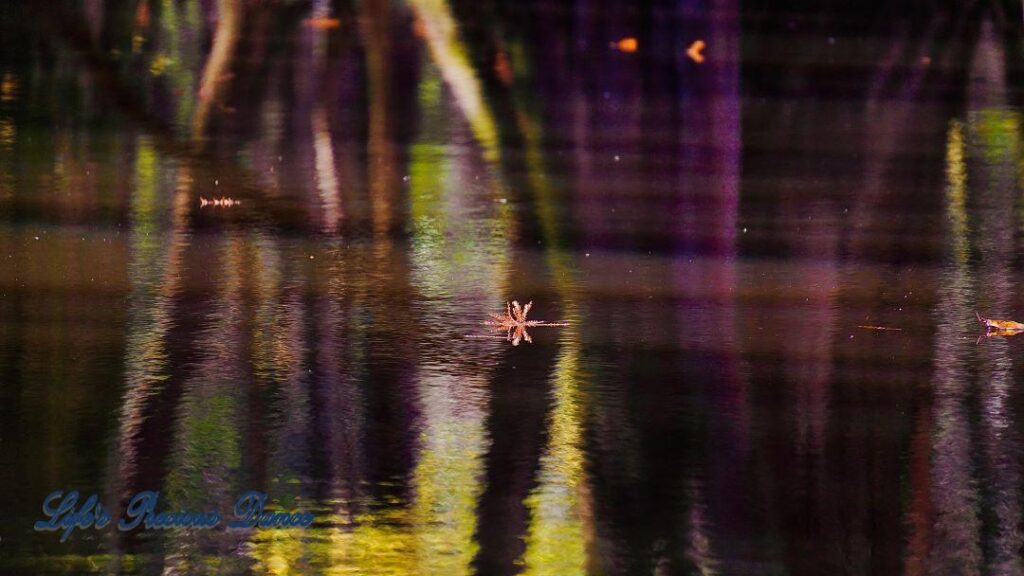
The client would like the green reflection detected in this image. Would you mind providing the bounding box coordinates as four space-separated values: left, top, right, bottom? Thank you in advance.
972 110 1020 164
157 0 202 134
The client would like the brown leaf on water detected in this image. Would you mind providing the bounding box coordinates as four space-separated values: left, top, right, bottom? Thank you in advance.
977 312 1024 332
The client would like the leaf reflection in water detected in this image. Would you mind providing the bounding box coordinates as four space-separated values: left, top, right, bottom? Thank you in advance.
981 329 1024 338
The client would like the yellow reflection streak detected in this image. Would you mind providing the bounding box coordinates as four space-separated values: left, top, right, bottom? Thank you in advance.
945 120 968 266
920 118 982 574
409 375 488 575
250 508 422 575
395 60 502 576
406 0 501 162
313 107 342 232
521 340 588 576
515 79 590 576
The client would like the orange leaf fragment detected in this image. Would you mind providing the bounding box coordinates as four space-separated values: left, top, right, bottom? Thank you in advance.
611 37 638 53
304 18 341 30
686 40 706 63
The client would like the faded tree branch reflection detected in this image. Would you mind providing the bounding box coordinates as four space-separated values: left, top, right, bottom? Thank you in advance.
193 0 242 139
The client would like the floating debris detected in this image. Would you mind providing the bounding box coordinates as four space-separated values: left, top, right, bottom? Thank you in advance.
856 325 903 331
686 40 706 63
481 300 569 346
199 197 241 208
610 37 638 53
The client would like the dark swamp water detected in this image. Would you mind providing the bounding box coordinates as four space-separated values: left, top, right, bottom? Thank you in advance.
3 0 1024 574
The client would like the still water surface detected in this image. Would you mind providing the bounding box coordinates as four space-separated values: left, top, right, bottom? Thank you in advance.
2 0 1024 574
